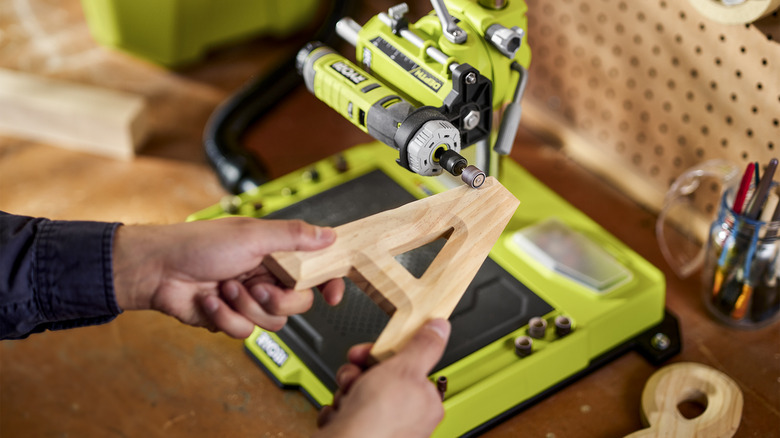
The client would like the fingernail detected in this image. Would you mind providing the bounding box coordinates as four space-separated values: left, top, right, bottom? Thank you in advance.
336 367 348 387
251 284 270 304
204 296 220 314
315 226 335 242
425 319 451 341
224 282 239 301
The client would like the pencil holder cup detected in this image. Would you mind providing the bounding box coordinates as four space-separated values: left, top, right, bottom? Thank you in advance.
701 185 780 329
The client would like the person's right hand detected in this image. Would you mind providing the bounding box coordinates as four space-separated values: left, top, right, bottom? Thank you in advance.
315 319 451 438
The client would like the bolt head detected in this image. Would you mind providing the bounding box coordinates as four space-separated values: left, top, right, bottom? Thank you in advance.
463 110 480 130
465 72 477 84
650 333 671 351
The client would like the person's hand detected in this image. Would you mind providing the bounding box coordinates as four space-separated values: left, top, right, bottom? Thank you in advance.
315 319 451 438
112 217 344 337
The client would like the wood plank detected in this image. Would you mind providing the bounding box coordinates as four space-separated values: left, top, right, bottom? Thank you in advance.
0 69 147 160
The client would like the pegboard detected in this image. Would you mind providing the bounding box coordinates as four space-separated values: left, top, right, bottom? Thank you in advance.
521 0 780 214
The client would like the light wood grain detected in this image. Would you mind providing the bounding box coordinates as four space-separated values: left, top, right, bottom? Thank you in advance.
625 362 743 438
264 176 520 361
0 68 147 160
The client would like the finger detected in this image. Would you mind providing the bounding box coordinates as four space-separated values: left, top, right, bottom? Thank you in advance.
392 319 451 376
346 343 374 368
251 220 336 253
318 278 345 306
199 294 255 339
221 280 287 331
317 405 335 428
335 363 363 393
246 282 314 316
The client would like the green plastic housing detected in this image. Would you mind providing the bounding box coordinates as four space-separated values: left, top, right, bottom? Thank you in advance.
355 0 531 111
80 0 319 66
188 144 666 437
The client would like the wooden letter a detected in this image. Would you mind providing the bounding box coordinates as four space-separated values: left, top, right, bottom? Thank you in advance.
264 177 520 362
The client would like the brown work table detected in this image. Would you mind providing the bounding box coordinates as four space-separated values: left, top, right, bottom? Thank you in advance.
1 3 778 437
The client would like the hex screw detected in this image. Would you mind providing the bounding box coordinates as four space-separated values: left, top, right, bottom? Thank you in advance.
555 315 572 337
650 333 671 351
436 376 448 400
220 195 242 214
528 317 547 339
465 72 477 84
514 335 533 357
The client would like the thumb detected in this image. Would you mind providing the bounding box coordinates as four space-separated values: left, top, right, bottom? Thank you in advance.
392 319 451 376
254 219 336 253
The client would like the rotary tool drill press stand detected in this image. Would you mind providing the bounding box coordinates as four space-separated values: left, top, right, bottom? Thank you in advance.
193 1 681 436
295 0 530 189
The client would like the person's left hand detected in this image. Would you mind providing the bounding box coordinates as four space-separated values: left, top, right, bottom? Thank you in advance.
112 217 344 338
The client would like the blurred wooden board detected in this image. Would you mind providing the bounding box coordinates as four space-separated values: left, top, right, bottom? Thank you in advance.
0 68 147 159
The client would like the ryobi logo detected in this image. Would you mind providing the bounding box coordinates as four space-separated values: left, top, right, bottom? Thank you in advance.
255 332 289 367
331 61 367 85
411 67 443 92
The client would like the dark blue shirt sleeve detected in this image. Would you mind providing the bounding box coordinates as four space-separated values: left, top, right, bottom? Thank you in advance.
0 211 123 339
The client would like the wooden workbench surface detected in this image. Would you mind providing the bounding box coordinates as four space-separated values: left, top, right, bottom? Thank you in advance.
1 2 778 437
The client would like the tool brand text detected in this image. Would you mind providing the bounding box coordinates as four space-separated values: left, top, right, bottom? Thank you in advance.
411 67 443 92
256 332 289 367
331 61 367 85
